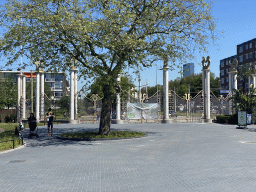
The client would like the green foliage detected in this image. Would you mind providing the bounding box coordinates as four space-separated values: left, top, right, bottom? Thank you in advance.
60 131 146 139
216 114 238 124
0 0 217 133
0 76 17 109
88 74 135 101
0 123 23 151
230 87 256 114
58 96 70 113
4 114 17 123
169 73 219 97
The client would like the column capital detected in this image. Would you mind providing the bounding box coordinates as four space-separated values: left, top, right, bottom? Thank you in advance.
70 65 78 72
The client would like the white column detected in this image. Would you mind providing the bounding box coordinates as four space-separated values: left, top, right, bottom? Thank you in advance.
22 75 26 119
70 69 75 122
40 71 44 120
229 73 232 93
205 69 211 120
36 71 40 122
17 74 21 121
74 71 77 120
233 74 237 90
253 75 256 88
163 65 170 123
116 93 121 120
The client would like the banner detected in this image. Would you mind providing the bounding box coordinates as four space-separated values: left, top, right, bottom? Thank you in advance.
127 103 158 119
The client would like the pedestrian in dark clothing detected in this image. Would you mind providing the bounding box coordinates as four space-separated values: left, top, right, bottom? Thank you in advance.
28 113 39 138
47 108 55 136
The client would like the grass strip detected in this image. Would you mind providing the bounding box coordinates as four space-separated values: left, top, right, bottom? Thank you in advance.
60 131 146 139
0 123 23 152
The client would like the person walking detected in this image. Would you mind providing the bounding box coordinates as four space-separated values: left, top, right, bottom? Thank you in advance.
47 108 55 136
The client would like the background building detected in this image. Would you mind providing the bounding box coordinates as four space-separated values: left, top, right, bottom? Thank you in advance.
183 63 194 77
220 38 256 93
219 55 237 92
0 70 69 100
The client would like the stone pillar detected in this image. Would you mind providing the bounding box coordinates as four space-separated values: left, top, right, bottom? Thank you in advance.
162 58 172 123
228 59 238 115
36 70 40 122
201 56 212 123
112 74 124 124
22 75 26 119
70 65 78 124
74 70 78 120
116 93 121 120
253 75 256 88
205 69 211 120
40 69 44 120
17 74 21 121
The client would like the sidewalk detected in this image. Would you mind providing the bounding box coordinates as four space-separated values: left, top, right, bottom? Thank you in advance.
1 123 256 191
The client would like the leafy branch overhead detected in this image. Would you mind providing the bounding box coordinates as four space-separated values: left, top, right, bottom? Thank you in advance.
0 0 216 77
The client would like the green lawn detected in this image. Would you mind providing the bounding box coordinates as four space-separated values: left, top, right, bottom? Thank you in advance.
0 123 23 152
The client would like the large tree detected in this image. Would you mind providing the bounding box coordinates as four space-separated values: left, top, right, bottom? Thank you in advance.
0 0 217 135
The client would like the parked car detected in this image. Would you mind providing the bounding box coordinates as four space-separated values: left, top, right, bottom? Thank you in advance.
170 111 177 117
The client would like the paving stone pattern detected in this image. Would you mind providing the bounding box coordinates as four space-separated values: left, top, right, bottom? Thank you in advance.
1 123 256 192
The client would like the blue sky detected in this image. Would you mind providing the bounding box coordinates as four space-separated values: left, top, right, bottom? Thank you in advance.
1 0 256 91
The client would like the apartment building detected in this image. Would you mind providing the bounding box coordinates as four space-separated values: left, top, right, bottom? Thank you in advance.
220 38 256 93
0 70 69 99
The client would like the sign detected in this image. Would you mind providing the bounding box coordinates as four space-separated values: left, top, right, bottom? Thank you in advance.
238 111 247 126
220 90 229 94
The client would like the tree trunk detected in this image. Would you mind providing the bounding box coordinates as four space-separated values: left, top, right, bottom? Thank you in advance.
99 83 114 135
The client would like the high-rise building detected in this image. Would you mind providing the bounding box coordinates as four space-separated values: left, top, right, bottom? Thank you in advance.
183 63 194 77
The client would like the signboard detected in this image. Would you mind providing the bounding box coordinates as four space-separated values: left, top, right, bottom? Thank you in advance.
238 111 247 126
220 90 229 94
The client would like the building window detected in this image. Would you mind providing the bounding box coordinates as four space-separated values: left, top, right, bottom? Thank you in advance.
220 61 224 68
239 45 243 53
245 54 248 60
245 43 248 50
239 55 243 62
226 77 229 83
221 78 224 84
250 52 253 59
249 42 253 49
226 68 229 74
220 70 224 76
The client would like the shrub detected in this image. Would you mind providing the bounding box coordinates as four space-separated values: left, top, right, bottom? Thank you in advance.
4 114 17 123
216 114 238 124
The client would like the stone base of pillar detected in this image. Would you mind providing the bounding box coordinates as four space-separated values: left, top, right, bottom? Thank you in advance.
201 118 212 123
111 119 125 124
70 119 79 124
161 119 173 124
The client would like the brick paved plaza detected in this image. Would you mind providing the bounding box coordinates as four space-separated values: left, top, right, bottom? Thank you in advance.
1 123 256 191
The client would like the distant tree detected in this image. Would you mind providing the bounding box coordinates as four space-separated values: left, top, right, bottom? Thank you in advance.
58 95 70 113
169 73 220 97
0 77 17 109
